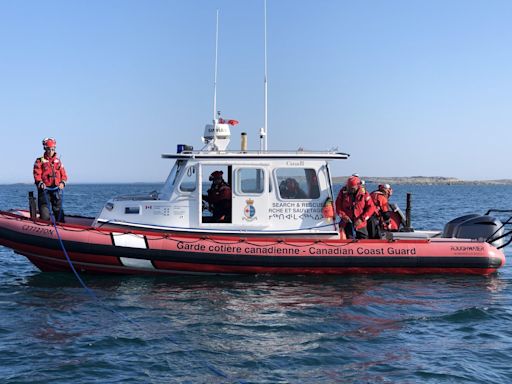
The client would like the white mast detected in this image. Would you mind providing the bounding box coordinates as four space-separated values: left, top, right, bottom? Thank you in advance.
202 10 232 152
213 9 219 124
263 0 268 151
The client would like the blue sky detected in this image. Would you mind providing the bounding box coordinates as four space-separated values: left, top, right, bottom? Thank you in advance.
1 0 511 183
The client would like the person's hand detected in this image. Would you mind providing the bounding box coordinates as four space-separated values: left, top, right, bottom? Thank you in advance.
340 212 351 222
38 182 45 190
354 219 363 228
58 182 65 190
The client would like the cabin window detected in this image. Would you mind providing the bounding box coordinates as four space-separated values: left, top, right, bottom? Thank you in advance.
276 168 320 200
159 160 184 200
237 168 265 194
180 165 197 192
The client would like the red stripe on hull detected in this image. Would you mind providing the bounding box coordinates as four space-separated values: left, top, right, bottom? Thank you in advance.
0 211 505 276
2 235 504 276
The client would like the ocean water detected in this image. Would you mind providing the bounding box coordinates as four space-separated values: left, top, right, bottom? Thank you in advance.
0 183 511 383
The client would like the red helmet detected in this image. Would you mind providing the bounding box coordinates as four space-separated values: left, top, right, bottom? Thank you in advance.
347 176 360 188
42 137 57 149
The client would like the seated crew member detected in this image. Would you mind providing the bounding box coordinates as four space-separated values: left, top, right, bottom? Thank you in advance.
205 171 232 222
335 175 376 239
370 184 393 233
279 178 307 199
33 137 68 222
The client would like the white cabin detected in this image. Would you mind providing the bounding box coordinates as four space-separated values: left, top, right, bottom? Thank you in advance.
93 121 349 236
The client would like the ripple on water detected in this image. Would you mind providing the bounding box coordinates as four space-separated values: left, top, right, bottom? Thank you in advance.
1 184 512 382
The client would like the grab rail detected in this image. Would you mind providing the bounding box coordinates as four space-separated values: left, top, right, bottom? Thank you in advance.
484 209 512 249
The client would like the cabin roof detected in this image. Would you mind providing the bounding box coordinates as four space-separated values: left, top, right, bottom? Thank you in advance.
161 150 350 160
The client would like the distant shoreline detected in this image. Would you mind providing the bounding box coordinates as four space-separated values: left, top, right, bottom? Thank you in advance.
2 177 512 186
333 176 512 185
0 182 165 186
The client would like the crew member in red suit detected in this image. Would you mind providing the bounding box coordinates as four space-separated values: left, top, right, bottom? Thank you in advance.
370 184 393 234
33 138 68 222
335 175 376 239
205 171 232 222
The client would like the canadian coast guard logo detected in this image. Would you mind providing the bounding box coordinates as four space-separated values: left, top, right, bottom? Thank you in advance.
243 198 257 221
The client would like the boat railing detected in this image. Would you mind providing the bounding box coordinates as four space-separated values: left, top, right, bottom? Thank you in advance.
162 150 349 159
114 190 159 201
484 209 512 249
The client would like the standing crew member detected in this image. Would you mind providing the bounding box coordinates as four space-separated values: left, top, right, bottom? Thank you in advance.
33 138 67 222
370 184 393 232
205 171 232 222
335 175 376 239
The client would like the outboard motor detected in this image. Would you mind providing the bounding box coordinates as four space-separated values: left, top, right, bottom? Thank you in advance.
442 214 505 249
442 214 481 239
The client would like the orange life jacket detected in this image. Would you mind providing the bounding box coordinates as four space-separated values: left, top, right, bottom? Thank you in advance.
370 190 390 216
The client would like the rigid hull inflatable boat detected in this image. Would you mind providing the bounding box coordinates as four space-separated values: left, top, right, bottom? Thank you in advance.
0 119 509 276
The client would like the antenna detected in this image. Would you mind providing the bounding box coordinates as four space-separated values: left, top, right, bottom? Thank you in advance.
202 11 233 152
213 9 219 123
263 0 268 150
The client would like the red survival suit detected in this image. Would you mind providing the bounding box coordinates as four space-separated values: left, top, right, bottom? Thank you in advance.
335 186 376 239
33 153 68 188
371 189 403 231
371 190 390 221
33 152 68 221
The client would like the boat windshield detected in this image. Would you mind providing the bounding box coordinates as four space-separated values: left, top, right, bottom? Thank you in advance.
159 160 186 200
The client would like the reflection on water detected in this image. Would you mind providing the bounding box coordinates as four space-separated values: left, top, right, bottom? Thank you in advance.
1 184 512 382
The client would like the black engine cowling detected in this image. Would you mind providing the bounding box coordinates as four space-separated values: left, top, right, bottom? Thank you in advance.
442 214 504 248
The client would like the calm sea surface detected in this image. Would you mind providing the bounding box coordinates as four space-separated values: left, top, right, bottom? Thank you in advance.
1 183 511 383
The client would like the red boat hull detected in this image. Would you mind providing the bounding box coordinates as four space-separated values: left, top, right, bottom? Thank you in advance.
0 211 505 276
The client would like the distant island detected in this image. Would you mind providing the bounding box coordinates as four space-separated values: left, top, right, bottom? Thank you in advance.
333 176 512 185
2 177 512 186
